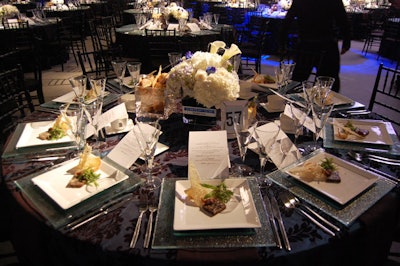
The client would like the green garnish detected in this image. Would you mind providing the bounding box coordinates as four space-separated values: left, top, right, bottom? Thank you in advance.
76 168 101 187
201 182 234 204
344 121 356 131
48 126 66 140
320 157 337 171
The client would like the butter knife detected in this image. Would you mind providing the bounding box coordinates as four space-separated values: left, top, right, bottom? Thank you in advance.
271 196 291 251
264 195 282 249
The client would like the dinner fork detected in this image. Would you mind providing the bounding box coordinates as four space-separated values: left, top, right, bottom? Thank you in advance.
129 203 148 249
144 202 158 248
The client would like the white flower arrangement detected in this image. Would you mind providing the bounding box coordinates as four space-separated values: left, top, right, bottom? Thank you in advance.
278 0 292 10
0 5 20 19
163 2 189 20
166 41 242 109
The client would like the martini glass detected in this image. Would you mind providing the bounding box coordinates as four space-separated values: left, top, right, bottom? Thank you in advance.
69 75 87 152
310 101 334 151
88 76 107 153
111 60 127 93
132 117 162 190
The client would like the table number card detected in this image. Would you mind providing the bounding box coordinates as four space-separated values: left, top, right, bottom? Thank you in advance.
188 131 230 179
221 100 248 139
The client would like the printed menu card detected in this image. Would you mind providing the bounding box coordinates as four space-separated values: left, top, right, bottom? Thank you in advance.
188 131 230 179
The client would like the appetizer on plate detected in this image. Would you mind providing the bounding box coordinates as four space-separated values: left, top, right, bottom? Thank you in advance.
289 157 341 183
38 108 72 141
335 120 370 140
252 73 275 84
185 162 233 216
67 144 101 188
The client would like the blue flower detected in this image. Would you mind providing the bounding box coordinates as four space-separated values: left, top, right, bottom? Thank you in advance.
185 51 193 59
206 66 216 75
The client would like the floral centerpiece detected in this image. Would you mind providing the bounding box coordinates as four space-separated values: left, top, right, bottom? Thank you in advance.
0 5 20 19
166 41 241 109
163 2 189 21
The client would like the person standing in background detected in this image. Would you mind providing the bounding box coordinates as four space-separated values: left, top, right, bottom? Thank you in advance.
279 0 351 92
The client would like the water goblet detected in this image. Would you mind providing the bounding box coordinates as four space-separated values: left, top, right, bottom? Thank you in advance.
89 76 107 151
127 62 142 87
168 52 182 68
111 60 127 93
132 117 162 190
59 103 85 150
280 60 296 89
253 120 281 188
69 75 87 103
310 101 334 151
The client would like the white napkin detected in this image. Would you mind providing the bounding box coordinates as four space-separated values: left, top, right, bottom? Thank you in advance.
187 23 201 32
199 21 212 30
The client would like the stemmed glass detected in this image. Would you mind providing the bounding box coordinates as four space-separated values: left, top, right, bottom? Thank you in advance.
132 117 162 190
213 13 220 25
315 76 335 105
232 114 256 177
310 100 334 151
280 60 296 90
168 52 182 68
288 101 310 146
127 62 141 87
111 60 127 93
69 75 87 103
88 76 107 154
253 120 281 188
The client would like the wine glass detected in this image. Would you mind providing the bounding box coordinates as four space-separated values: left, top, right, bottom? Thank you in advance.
280 60 296 90
111 60 127 93
127 62 141 87
132 117 162 190
69 75 87 103
213 13 220 25
89 76 107 152
288 101 310 146
310 101 334 151
253 120 281 188
232 114 256 177
315 76 335 105
85 98 104 156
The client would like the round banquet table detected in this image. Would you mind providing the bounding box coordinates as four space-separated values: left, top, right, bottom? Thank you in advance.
1 87 400 266
115 24 231 73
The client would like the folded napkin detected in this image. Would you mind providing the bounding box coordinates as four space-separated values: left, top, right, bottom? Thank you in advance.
199 21 212 30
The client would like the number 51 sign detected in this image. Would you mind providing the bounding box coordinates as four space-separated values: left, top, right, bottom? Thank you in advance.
221 100 249 139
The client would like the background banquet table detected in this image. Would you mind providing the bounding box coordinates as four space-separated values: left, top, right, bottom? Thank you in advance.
1 85 400 265
115 24 233 73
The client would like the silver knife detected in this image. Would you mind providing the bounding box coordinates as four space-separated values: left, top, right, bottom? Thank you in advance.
270 196 291 251
264 195 282 249
368 157 400 166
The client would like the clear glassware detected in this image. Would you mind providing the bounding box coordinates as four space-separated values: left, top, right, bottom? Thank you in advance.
213 13 220 25
59 102 85 151
111 60 127 93
253 120 281 188
168 52 182 68
315 76 335 105
69 75 87 103
132 117 162 190
280 60 296 90
85 98 104 156
310 102 334 151
88 76 107 153
178 18 187 35
127 62 141 87
288 101 310 145
232 114 256 177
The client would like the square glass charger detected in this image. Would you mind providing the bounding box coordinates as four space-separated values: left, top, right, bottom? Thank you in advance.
152 178 275 249
269 149 397 227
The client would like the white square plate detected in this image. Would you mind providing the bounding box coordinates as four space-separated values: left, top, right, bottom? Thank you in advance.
285 151 379 205
53 91 110 104
332 118 394 145
16 121 76 149
173 178 261 231
32 158 129 209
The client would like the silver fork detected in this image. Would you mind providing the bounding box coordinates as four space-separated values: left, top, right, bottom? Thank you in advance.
144 203 158 248
129 203 148 249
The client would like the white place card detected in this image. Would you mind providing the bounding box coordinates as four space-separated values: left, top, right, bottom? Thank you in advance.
105 123 164 169
85 103 128 138
188 131 230 179
221 100 248 139
187 23 201 32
